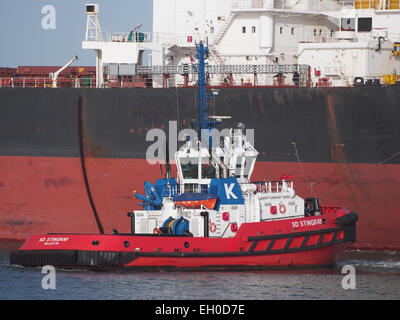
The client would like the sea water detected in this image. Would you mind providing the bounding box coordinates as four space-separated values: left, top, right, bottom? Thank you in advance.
0 244 399 300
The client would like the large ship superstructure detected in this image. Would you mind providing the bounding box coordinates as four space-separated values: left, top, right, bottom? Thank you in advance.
80 0 400 88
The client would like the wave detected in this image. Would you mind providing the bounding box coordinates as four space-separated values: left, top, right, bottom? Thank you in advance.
337 259 400 271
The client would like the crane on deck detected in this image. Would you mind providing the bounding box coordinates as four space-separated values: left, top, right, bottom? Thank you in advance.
50 55 79 88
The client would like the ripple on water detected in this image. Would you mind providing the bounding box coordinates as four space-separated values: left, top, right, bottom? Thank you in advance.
0 250 399 300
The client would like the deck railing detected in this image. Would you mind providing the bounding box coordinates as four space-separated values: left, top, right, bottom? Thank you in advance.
252 181 294 193
231 0 352 11
321 206 342 215
0 77 96 88
355 0 400 9
85 31 196 47
232 0 400 11
159 180 295 199
97 31 152 43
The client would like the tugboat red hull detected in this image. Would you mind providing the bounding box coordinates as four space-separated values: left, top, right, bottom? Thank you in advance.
10 211 357 270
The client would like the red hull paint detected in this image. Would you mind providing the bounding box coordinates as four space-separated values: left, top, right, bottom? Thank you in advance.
14 213 351 269
1 155 399 249
122 245 347 269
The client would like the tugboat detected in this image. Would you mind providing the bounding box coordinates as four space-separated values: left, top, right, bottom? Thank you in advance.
10 42 358 271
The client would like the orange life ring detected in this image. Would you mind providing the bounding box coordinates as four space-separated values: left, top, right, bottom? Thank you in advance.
209 222 217 233
279 204 286 214
153 228 162 235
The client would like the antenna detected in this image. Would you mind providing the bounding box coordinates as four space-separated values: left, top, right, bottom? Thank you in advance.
165 137 171 179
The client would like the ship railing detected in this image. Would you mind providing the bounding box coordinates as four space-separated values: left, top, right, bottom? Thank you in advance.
307 0 400 11
161 184 210 198
206 72 308 87
0 74 309 89
138 64 310 88
88 31 195 46
162 184 180 198
232 0 309 10
137 64 306 75
300 29 400 43
119 70 310 88
153 33 198 47
161 181 295 197
231 0 353 12
346 31 400 42
251 181 294 194
321 206 342 215
0 77 96 88
317 0 355 11
388 33 400 42
355 0 400 10
232 0 271 9
92 31 153 43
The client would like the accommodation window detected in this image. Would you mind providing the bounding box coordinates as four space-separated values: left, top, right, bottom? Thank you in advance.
252 26 256 33
291 27 294 35
314 29 317 36
210 27 214 34
242 26 246 33
341 18 356 31
280 27 283 34
358 17 372 32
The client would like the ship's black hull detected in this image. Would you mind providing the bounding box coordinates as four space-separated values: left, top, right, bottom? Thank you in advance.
1 86 399 164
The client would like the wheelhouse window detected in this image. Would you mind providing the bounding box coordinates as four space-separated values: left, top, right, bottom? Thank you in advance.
181 159 199 179
201 158 216 179
234 156 256 180
202 164 216 179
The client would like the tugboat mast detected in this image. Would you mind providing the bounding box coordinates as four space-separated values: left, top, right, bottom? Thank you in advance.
195 41 216 140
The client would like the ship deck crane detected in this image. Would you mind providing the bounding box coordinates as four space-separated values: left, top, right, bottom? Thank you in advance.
50 55 79 88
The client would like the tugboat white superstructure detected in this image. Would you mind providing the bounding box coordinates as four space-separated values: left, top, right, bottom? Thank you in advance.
133 126 307 239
